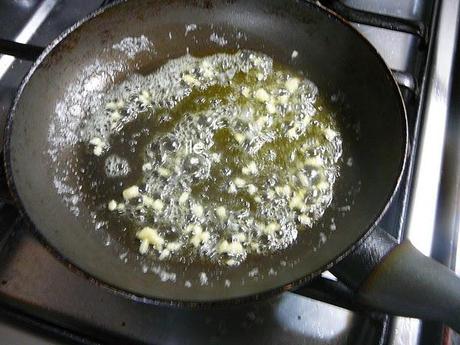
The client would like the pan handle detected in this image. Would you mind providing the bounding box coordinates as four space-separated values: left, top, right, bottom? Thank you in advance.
331 226 460 333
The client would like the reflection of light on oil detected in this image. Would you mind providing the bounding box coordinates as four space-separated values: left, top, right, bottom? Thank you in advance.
274 293 353 341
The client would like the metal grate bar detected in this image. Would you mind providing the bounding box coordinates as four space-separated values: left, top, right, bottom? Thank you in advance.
319 0 427 43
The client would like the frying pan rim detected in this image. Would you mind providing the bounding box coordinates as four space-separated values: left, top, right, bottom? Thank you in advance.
3 0 408 307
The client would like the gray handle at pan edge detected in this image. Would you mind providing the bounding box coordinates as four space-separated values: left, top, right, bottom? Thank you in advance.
331 226 460 333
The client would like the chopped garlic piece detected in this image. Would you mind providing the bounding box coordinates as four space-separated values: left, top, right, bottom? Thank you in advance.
108 200 117 211
194 224 203 234
217 240 230 253
302 115 311 126
234 177 246 188
211 153 221 162
182 74 200 86
142 163 152 171
305 156 323 167
264 222 280 235
233 132 245 144
324 128 337 141
158 167 171 177
255 88 270 102
93 146 103 156
122 185 139 200
235 233 246 242
226 259 238 266
159 249 170 260
285 77 300 93
192 203 204 218
201 231 210 243
136 227 164 250
256 222 266 234
277 94 289 105
299 214 312 226
266 101 276 114
250 242 260 252
257 72 264 81
241 86 250 98
190 228 209 247
190 235 201 247
139 239 149 254
106 99 124 110
286 124 299 139
185 224 195 233
110 110 122 121
228 182 237 194
203 68 214 78
254 196 262 203
253 56 263 66
89 137 106 156
298 173 310 187
152 199 164 211
139 90 152 105
242 161 258 175
267 189 275 200
166 242 182 251
317 180 330 190
255 115 268 129
178 192 189 205
291 50 299 59
228 241 244 255
283 185 292 195
142 195 155 207
216 206 227 219
201 60 211 68
116 203 125 212
296 160 304 169
89 137 104 146
247 184 258 195
201 61 214 78
289 192 305 210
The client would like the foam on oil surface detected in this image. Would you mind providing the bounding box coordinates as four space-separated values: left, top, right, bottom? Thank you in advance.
57 50 342 267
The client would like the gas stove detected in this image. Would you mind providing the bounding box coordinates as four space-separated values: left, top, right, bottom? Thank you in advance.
0 1 459 344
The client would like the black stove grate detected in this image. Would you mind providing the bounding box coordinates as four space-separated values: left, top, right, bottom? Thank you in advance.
321 0 426 40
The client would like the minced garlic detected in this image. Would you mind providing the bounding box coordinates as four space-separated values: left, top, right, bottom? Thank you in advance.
122 185 139 200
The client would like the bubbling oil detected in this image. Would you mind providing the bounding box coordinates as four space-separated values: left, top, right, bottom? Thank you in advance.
79 50 342 266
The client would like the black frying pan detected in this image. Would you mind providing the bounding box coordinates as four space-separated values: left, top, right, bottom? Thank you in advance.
4 0 460 331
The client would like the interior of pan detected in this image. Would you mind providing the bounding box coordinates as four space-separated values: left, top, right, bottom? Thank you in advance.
6 0 406 302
